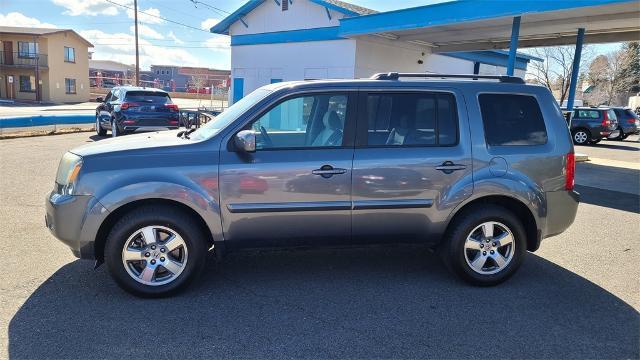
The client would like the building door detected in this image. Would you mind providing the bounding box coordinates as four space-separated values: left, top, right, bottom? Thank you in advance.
232 78 244 104
3 41 13 65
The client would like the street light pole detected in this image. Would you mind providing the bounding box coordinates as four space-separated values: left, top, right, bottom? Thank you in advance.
134 0 140 86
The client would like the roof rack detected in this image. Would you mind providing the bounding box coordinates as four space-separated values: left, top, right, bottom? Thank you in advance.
370 72 525 84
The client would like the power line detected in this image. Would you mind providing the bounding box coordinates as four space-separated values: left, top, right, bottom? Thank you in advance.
146 0 211 22
189 0 231 18
103 0 211 33
91 43 226 49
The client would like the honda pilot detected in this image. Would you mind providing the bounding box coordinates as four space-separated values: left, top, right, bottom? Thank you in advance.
46 74 579 297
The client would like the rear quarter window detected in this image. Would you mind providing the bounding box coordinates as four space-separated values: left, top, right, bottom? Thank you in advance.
479 93 548 146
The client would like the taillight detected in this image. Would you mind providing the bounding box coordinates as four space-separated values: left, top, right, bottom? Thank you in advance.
120 102 138 110
601 111 609 127
626 118 636 124
165 104 179 112
565 152 575 191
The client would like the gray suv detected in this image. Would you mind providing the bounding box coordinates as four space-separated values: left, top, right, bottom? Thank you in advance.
46 73 579 297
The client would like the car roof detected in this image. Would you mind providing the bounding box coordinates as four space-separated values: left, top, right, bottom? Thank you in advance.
261 77 546 94
112 86 168 93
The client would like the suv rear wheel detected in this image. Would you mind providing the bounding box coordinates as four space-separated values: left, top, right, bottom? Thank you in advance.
572 129 590 145
104 205 208 297
440 205 526 286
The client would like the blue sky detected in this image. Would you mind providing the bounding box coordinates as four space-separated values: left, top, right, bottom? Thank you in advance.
1 0 622 71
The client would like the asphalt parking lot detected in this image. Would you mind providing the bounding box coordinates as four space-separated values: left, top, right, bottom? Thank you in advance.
0 133 638 359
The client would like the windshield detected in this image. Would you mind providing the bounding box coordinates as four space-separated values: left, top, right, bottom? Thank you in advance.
190 89 272 141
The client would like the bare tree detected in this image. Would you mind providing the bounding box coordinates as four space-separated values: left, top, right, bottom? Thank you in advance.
190 74 207 105
527 46 591 105
585 47 638 106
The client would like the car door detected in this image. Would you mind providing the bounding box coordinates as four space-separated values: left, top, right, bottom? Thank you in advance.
97 90 112 120
219 91 357 248
351 89 473 244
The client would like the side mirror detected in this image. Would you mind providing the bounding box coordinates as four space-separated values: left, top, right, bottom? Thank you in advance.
96 97 104 103
235 130 256 153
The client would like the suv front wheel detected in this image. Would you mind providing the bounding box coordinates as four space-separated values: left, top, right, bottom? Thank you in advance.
104 205 208 297
441 205 526 286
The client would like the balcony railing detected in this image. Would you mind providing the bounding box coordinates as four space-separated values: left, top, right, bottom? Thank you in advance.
0 51 48 67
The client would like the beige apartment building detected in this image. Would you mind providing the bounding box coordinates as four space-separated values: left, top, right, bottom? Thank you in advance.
0 26 93 103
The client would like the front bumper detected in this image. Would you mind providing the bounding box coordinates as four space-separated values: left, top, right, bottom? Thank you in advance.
45 192 108 259
544 190 580 239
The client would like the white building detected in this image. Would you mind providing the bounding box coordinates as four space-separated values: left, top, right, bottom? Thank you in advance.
211 0 540 103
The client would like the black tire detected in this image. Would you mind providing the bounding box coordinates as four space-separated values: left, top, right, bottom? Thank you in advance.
440 204 527 286
111 119 119 137
614 127 625 141
572 128 590 145
104 205 208 297
96 115 107 136
589 139 601 145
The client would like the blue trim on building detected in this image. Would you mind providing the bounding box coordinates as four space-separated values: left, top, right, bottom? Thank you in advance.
211 0 362 35
338 0 636 37
231 26 343 46
0 115 94 128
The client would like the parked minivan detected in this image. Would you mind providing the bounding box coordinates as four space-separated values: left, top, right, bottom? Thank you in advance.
46 74 579 297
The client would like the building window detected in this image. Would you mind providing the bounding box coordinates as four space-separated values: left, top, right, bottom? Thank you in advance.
18 42 38 58
156 70 160 74
65 78 77 94
282 0 288 11
19 75 36 92
64 47 75 63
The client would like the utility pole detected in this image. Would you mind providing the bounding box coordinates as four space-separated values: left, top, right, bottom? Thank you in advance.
134 0 140 86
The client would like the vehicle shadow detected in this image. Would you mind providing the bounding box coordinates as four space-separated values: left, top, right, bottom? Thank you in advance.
8 247 639 359
88 134 108 142
590 142 640 151
575 185 640 213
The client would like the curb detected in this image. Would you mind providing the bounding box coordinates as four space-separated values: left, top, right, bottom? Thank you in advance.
575 153 589 162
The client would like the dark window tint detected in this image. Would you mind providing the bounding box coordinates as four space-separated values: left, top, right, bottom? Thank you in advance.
282 0 288 11
365 92 458 146
124 91 172 103
479 94 548 146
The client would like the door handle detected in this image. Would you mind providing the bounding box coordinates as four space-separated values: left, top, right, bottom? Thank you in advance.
435 161 467 173
312 165 347 178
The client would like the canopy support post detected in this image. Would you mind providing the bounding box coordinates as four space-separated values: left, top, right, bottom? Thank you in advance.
567 28 585 111
506 16 521 76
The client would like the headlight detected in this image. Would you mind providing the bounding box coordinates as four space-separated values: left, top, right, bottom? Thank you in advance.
55 152 83 195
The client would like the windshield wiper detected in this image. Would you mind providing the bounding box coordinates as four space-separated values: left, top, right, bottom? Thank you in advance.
177 128 197 139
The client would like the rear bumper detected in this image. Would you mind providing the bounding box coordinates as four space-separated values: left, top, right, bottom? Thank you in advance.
123 126 179 133
544 190 580 239
45 192 108 259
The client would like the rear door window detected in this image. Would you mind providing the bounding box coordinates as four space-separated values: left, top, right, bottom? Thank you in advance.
363 92 458 146
479 94 548 146
124 91 172 104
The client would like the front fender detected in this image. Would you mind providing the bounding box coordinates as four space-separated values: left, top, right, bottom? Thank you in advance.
94 181 223 243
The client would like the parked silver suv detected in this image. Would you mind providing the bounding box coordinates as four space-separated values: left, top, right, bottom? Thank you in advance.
46 73 579 297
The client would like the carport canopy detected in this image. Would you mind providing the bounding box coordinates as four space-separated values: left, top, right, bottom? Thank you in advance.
338 0 639 110
338 0 640 52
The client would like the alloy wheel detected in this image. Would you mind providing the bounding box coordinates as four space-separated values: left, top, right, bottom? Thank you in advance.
463 221 515 275
574 131 588 144
112 121 117 137
121 225 189 286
